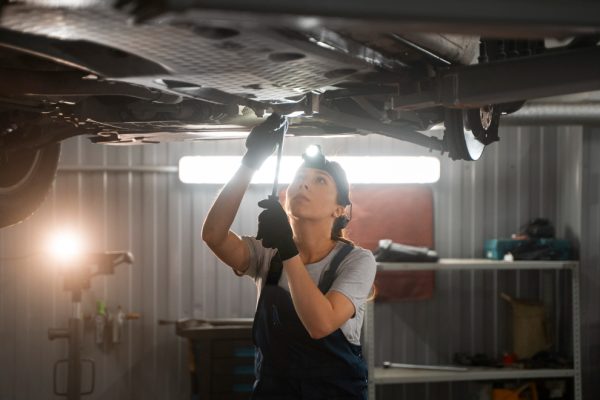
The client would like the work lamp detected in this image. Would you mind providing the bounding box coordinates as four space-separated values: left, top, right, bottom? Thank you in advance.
47 229 87 265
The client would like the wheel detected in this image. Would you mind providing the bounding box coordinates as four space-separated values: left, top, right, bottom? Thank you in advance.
465 105 500 145
499 100 525 115
443 108 486 161
0 143 61 228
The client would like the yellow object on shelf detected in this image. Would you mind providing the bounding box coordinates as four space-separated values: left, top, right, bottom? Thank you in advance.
492 382 538 400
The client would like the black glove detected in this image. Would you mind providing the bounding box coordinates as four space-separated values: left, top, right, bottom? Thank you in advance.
241 113 288 170
256 196 298 261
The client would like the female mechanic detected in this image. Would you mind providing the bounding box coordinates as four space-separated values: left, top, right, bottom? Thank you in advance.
202 114 376 399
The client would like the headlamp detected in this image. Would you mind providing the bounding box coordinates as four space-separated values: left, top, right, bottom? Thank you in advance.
299 145 351 207
304 144 321 158
302 144 327 168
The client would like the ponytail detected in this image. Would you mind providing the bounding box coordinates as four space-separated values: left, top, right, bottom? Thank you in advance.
331 215 352 244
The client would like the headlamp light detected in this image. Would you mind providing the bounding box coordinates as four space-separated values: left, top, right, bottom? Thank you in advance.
299 145 351 207
302 144 326 167
304 144 321 158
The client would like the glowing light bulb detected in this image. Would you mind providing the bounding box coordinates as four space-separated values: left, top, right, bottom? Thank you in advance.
304 145 320 158
47 230 86 264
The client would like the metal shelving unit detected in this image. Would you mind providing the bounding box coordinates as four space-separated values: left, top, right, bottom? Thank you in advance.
362 259 581 400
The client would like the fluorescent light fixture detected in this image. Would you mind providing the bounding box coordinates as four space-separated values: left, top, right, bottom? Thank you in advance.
179 156 440 184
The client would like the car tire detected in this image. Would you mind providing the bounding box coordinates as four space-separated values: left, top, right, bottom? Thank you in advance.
465 105 500 145
443 108 486 161
0 143 61 228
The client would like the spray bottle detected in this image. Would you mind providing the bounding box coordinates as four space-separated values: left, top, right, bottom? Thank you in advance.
95 300 106 344
112 305 126 344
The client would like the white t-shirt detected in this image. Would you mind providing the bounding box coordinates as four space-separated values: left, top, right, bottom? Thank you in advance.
242 237 377 345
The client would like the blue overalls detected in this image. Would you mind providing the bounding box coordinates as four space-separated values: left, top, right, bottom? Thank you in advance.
251 243 368 400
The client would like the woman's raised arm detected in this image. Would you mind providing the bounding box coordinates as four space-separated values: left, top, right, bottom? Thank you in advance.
201 113 288 274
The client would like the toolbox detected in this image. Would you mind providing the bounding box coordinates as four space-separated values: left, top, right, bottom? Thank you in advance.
484 239 571 260
176 318 254 400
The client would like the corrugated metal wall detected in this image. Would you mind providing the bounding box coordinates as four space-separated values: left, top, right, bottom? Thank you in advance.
580 127 600 399
375 126 580 399
0 126 588 400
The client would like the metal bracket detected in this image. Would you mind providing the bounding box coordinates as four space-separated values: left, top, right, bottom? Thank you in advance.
389 45 600 111
439 45 600 108
318 104 444 151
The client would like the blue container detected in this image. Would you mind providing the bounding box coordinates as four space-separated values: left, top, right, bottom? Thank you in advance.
484 239 571 260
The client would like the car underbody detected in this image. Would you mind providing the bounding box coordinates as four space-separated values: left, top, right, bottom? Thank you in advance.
0 0 599 227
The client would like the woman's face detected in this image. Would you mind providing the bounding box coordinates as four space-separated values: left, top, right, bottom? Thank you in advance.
285 167 343 221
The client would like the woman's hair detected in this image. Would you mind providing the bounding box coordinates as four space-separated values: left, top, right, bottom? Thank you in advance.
331 216 351 243
324 160 352 244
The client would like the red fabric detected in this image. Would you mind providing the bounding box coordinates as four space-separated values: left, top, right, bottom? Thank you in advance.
279 184 435 301
345 186 434 301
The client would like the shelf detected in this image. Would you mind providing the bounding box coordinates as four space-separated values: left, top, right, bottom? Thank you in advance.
377 259 578 272
373 366 576 384
365 258 581 399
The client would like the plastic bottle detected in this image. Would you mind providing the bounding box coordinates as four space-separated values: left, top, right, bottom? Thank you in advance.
112 306 125 344
95 300 106 344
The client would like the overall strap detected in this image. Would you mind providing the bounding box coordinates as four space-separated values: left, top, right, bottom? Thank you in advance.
265 252 283 286
264 243 354 290
318 243 354 294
